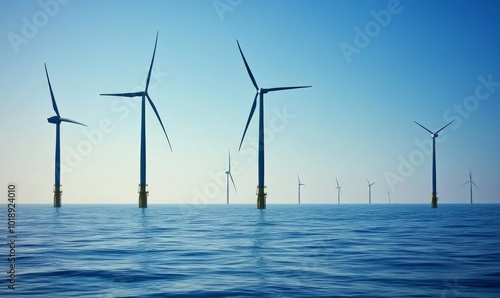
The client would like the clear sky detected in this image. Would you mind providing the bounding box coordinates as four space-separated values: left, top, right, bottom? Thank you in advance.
1 0 499 205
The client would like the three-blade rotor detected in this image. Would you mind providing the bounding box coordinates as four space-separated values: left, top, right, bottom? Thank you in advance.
464 169 478 188
45 63 86 127
228 151 237 193
335 177 343 192
236 40 311 151
298 174 304 186
100 32 172 152
414 120 455 137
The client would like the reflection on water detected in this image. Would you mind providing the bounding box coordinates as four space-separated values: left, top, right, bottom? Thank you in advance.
7 204 500 297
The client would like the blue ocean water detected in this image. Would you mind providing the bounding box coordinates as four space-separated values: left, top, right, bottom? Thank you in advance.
2 204 500 297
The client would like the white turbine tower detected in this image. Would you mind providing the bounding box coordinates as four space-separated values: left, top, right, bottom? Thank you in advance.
463 169 478 204
297 174 304 204
335 177 343 204
225 151 237 204
367 179 376 204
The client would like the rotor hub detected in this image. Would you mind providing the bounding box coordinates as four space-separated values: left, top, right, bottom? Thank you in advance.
47 116 60 124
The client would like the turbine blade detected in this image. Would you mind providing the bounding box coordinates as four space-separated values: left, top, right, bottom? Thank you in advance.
414 121 433 134
266 86 312 92
100 92 144 97
238 93 258 151
472 181 478 188
367 179 370 185
228 150 231 172
236 40 259 90
147 94 172 152
298 174 300 184
336 177 340 188
463 181 470 186
435 120 455 134
44 63 60 117
145 31 158 92
229 173 237 194
59 118 87 127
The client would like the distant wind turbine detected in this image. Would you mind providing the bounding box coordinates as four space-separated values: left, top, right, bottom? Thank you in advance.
297 174 304 204
386 190 391 204
367 179 376 204
463 168 478 204
225 151 237 204
100 32 172 208
236 40 311 209
414 120 455 208
44 63 86 207
335 177 343 204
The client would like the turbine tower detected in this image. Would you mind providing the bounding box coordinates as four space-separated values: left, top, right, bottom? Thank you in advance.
367 179 376 204
236 40 311 209
414 120 454 208
100 32 172 208
297 174 304 204
386 190 391 204
463 168 478 204
225 151 237 204
335 177 343 204
45 63 86 207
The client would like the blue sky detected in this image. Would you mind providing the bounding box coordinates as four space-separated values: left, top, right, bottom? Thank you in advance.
1 0 499 205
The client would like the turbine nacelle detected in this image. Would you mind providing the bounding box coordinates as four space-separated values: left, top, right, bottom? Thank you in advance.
47 116 60 124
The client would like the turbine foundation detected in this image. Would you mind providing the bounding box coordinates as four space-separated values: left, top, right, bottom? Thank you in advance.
53 185 62 208
257 187 266 209
139 184 149 208
431 193 438 208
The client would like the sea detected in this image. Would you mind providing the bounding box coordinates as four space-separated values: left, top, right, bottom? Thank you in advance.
2 204 500 297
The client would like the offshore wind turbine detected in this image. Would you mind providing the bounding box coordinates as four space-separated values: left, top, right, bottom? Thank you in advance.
297 175 304 204
236 40 311 209
335 177 343 204
386 190 391 204
367 179 376 204
44 63 86 207
463 169 478 204
100 32 172 208
225 151 237 204
414 120 454 208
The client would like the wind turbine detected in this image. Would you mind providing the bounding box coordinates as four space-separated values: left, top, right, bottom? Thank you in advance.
335 177 343 204
236 40 311 209
45 63 86 207
414 120 454 208
100 32 172 208
386 190 391 204
367 179 376 204
225 151 237 204
297 174 304 204
463 168 478 204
